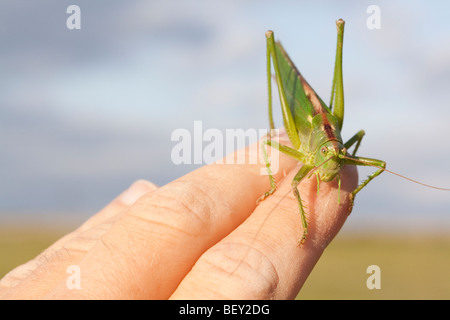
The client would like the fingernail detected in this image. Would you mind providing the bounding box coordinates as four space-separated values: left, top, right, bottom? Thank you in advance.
119 180 158 206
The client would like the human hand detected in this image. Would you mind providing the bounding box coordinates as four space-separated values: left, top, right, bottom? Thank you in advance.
0 137 357 299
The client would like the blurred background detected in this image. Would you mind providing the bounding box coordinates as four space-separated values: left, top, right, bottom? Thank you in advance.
0 0 449 299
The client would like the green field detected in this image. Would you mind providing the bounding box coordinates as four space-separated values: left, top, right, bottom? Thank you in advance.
1 228 449 299
297 233 450 299
0 227 69 280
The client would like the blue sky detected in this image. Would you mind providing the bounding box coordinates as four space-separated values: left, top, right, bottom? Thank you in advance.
1 0 450 232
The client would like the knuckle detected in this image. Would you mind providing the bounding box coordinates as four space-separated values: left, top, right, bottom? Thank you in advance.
199 242 280 299
126 180 216 237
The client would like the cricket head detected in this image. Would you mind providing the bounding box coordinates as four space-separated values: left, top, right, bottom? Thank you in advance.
314 140 345 182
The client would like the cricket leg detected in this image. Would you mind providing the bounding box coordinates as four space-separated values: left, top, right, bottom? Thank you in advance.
330 19 345 130
342 155 386 213
344 130 365 156
266 32 275 131
291 164 315 246
256 137 277 204
265 30 301 149
258 139 315 245
257 139 306 204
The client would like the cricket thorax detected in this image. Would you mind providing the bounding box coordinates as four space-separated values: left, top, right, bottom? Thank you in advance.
308 113 343 152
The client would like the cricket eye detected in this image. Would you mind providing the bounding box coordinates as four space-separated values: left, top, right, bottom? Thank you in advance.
321 147 328 154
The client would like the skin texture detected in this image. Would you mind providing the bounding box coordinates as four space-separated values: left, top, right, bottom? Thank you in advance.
0 134 357 299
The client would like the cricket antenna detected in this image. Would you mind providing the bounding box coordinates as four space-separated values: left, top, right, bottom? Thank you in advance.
340 155 450 191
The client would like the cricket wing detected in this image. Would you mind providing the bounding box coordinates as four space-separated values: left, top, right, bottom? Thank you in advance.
275 41 331 138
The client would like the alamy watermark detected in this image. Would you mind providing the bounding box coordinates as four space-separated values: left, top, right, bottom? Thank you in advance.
66 264 82 290
366 265 381 290
366 5 381 30
66 5 81 30
171 121 280 175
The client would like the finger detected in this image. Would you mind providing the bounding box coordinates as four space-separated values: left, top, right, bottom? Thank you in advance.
50 179 158 253
170 164 358 299
0 180 156 298
44 137 299 299
77 179 158 232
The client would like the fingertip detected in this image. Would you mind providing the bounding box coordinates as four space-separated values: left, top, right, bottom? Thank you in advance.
118 179 158 206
